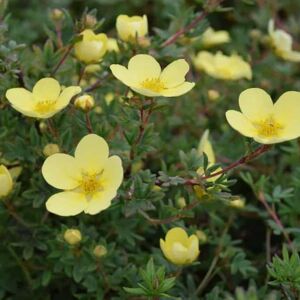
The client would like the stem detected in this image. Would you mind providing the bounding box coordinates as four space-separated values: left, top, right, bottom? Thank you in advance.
257 191 293 247
77 65 86 85
51 44 73 76
46 119 59 139
161 0 224 47
85 112 93 133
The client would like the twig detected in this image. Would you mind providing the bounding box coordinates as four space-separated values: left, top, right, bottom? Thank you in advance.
51 44 73 76
77 65 86 85
85 112 93 133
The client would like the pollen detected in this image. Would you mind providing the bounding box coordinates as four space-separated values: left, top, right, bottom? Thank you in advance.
140 78 165 92
80 173 102 195
35 100 57 114
254 116 283 138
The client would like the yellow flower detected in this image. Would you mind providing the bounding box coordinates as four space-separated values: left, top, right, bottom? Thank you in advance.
43 143 60 157
160 227 199 265
74 94 95 111
74 29 108 64
107 38 119 52
0 165 13 197
42 134 123 216
268 20 300 62
116 14 148 42
226 88 300 144
193 51 252 80
6 78 81 119
110 54 195 97
201 27 230 47
64 229 82 245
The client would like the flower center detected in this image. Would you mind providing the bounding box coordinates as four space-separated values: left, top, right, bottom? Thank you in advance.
140 78 165 92
80 173 102 195
254 116 283 138
35 100 56 114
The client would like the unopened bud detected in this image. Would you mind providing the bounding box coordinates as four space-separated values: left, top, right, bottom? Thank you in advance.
64 229 82 245
75 94 95 111
50 8 64 22
43 143 60 157
208 89 220 101
85 14 97 28
93 245 107 258
229 197 245 209
177 197 186 209
196 230 208 244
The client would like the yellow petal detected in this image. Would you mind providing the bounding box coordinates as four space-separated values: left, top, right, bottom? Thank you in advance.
198 129 215 164
130 86 162 97
165 227 189 247
84 189 116 215
46 192 87 216
281 50 300 62
33 78 61 101
128 54 161 81
110 64 137 86
42 153 81 190
274 91 300 140
0 165 13 197
187 235 200 263
101 156 123 190
171 242 189 265
225 110 256 137
160 82 195 97
160 59 189 88
239 88 274 122
74 134 109 173
56 86 81 109
6 88 36 114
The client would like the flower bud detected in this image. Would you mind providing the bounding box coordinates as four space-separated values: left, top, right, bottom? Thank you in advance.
0 165 13 198
196 230 208 244
249 29 262 40
116 14 148 43
94 106 102 114
177 197 186 209
93 245 107 258
107 38 119 52
229 197 245 209
152 185 162 192
50 8 64 22
193 185 207 199
43 143 60 157
39 121 47 133
207 89 220 101
84 14 97 28
74 30 108 64
85 64 101 74
64 229 82 245
74 94 95 111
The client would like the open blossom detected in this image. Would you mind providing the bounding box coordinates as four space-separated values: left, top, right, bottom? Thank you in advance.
268 20 300 62
74 29 108 64
160 227 199 265
116 14 148 42
42 134 123 216
226 88 300 144
6 78 81 119
201 27 230 47
0 165 13 198
193 51 252 80
110 54 195 97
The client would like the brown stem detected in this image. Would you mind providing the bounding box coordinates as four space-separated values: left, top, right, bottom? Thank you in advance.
161 0 224 47
55 23 63 49
46 119 59 139
51 44 73 76
77 65 86 85
85 112 93 133
257 191 293 247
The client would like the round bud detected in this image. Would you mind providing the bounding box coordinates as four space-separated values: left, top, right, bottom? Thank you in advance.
64 229 82 245
43 143 60 157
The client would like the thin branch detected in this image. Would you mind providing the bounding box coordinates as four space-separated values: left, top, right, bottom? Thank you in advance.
51 44 73 76
85 112 93 133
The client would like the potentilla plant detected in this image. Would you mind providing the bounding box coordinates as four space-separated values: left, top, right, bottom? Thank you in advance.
1 0 300 299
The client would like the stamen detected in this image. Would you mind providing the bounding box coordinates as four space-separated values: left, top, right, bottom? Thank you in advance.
35 100 56 114
254 116 283 138
140 78 165 92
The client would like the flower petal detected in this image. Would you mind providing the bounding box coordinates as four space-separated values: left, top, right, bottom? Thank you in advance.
128 54 161 81
6 88 36 113
75 134 109 173
84 189 116 215
130 86 162 97
187 235 200 263
225 110 256 137
239 88 274 122
110 64 137 86
165 227 189 247
42 153 81 190
198 129 215 164
160 82 195 97
281 50 300 62
33 78 61 101
160 59 190 88
46 192 87 216
56 86 82 109
101 156 123 190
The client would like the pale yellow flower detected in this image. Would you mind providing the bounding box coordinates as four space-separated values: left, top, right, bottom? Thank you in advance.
201 27 230 47
110 54 195 97
0 165 13 197
193 51 252 80
64 229 82 245
42 134 123 216
226 88 300 144
160 227 199 265
268 20 300 62
74 29 108 64
116 14 148 42
6 78 81 119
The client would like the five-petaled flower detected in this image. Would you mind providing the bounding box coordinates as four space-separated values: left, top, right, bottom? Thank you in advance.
110 54 195 97
226 88 300 144
6 78 81 119
42 134 123 216
160 227 200 265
